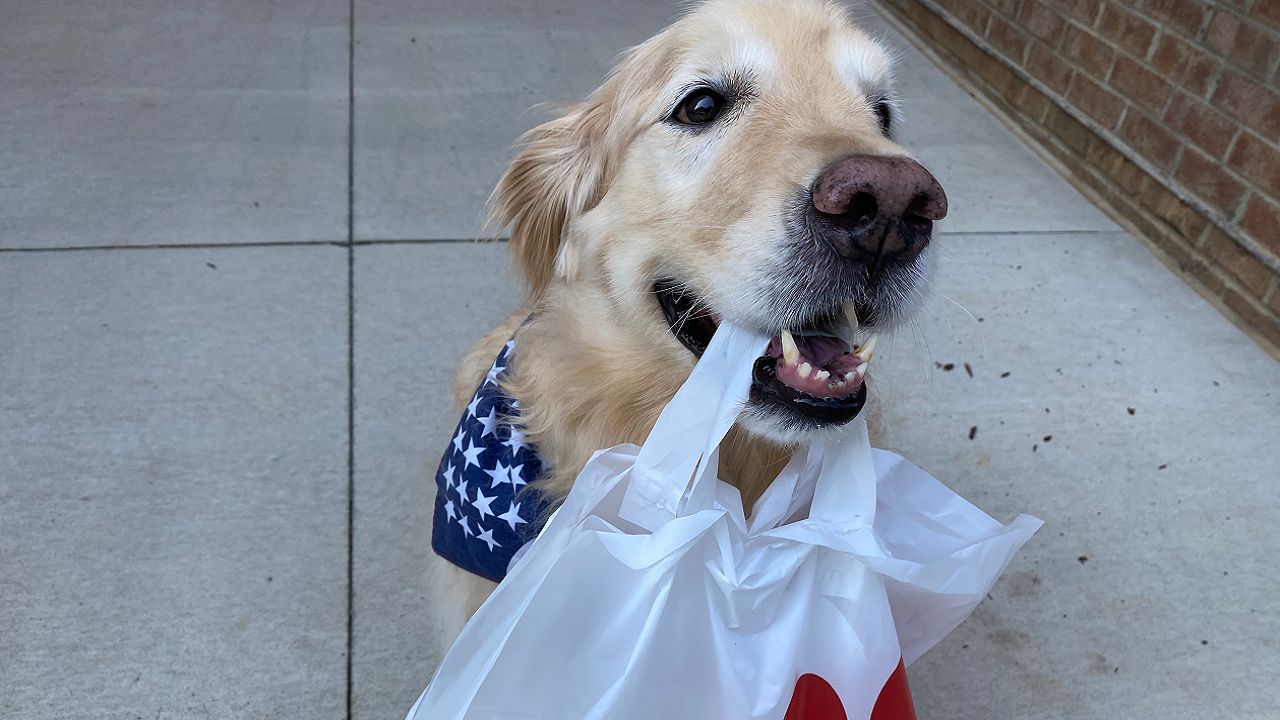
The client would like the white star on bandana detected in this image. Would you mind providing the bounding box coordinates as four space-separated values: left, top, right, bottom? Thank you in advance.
497 501 527 532
472 488 497 520
475 526 501 551
485 459 510 489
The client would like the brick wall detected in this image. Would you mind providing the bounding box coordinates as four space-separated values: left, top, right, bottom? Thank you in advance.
880 0 1280 355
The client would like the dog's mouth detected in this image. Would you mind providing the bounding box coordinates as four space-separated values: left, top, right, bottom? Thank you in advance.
654 278 875 428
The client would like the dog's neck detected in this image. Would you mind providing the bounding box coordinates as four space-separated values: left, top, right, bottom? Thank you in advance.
502 286 796 513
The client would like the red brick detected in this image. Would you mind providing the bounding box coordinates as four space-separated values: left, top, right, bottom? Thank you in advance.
1062 24 1115 78
1150 32 1221 96
1252 0 1280 30
1020 1 1067 46
936 0 993 33
1205 10 1280 80
1176 147 1247 213
1111 55 1173 113
1098 2 1157 56
1142 0 1212 39
1027 42 1074 93
1118 109 1181 169
987 14 1032 61
1068 73 1126 127
1163 91 1239 158
1046 0 1102 24
1240 194 1280 255
1227 132 1280 197
1202 227 1275 296
1212 69 1280 138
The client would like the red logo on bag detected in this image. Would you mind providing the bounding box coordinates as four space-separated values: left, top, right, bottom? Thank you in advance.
783 661 916 720
784 674 846 719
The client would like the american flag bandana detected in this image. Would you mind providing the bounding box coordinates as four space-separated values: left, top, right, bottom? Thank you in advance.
431 337 550 583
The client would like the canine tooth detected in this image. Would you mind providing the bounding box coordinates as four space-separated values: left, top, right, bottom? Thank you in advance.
843 302 860 332
844 371 856 381
798 362 812 378
855 333 879 361
854 363 869 378
780 329 800 365
815 369 830 381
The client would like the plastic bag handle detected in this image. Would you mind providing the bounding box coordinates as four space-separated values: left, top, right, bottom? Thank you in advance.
806 417 878 527
620 323 768 527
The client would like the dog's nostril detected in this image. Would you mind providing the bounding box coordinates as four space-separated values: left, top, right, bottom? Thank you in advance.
847 192 878 225
906 191 946 222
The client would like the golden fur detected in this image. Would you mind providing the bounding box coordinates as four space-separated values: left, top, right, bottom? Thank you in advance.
432 0 910 631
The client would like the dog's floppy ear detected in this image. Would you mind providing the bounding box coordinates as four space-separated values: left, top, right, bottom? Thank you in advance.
489 102 611 295
490 36 672 296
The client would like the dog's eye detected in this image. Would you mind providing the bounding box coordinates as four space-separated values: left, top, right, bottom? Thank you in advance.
873 99 893 136
673 89 725 126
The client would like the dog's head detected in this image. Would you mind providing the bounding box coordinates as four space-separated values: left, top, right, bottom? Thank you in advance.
492 0 946 441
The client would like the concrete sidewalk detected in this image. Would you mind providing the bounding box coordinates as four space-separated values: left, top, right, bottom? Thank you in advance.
2 2 1277 719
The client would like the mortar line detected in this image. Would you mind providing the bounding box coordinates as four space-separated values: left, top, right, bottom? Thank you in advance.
345 0 356 717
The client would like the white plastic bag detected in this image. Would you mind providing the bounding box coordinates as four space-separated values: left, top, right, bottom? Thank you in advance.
408 323 1041 719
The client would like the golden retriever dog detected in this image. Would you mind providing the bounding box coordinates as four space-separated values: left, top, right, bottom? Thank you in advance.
426 0 947 650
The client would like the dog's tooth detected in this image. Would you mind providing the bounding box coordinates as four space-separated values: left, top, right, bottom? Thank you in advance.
798 362 812 378
815 369 830 381
780 329 800 365
855 333 879 361
854 363 869 378
844 371 856 381
843 302 860 332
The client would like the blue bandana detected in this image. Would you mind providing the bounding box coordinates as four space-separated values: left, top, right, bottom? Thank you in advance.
431 338 550 583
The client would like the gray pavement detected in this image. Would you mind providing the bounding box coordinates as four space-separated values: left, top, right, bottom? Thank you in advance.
1 2 1277 719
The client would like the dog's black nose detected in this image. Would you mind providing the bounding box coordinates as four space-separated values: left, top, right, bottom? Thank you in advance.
810 154 947 266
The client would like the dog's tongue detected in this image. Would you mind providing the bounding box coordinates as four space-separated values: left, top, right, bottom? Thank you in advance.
764 332 870 399
795 334 848 366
